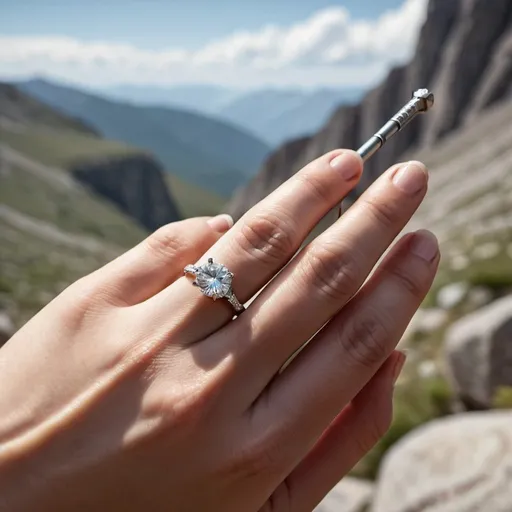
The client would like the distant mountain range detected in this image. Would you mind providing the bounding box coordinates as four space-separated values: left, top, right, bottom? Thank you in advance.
18 79 271 196
102 84 363 145
104 84 240 114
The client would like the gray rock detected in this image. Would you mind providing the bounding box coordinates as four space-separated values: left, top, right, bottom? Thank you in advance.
445 295 512 409
0 311 15 346
372 412 512 512
467 287 494 309
423 0 512 144
72 155 181 231
316 477 374 512
410 308 449 334
437 282 469 310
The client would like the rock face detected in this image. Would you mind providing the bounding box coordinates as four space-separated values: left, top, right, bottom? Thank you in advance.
372 412 512 512
72 155 181 231
229 0 512 219
315 478 374 512
445 295 512 410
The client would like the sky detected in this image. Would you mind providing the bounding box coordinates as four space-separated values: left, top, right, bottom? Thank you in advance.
0 0 428 89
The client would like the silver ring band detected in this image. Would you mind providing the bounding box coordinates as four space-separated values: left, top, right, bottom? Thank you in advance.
184 258 245 315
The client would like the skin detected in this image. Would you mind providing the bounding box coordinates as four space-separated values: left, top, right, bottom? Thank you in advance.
0 149 439 511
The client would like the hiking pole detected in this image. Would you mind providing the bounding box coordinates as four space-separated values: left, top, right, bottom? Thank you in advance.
337 88 435 219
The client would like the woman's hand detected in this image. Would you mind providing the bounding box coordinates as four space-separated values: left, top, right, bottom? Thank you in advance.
0 150 438 512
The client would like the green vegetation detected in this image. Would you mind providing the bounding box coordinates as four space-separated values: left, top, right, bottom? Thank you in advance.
0 82 96 136
0 162 146 247
1 124 228 221
492 387 512 409
0 117 148 327
165 174 226 218
0 125 138 168
0 218 118 327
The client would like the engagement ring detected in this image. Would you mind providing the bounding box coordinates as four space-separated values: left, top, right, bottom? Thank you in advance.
184 258 245 314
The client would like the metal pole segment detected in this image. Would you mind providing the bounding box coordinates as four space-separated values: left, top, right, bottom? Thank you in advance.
337 88 435 218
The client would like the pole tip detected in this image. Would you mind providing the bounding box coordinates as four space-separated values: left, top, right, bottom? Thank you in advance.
413 88 435 112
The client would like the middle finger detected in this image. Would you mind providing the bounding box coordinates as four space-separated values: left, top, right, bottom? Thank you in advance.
216 160 428 405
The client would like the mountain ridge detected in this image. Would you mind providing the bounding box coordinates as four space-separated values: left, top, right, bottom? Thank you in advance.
100 83 363 146
18 78 270 196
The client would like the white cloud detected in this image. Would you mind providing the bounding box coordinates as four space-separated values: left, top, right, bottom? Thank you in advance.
0 0 428 88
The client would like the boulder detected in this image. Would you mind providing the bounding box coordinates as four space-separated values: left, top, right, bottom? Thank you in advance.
436 282 469 310
0 310 15 346
316 477 374 512
373 412 512 512
445 295 512 409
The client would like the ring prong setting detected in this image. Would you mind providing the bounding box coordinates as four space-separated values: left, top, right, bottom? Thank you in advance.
183 258 245 314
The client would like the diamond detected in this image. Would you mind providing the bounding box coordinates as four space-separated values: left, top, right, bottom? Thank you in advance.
195 261 233 299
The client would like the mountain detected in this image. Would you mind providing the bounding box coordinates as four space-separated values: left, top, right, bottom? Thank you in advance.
0 82 98 137
101 83 363 146
0 83 145 325
103 83 240 114
1 83 182 231
18 79 271 196
229 0 512 220
216 87 363 145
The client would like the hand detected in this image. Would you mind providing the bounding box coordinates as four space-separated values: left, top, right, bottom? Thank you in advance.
0 150 439 511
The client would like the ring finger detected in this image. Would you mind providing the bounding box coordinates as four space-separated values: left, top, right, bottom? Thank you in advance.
139 150 363 340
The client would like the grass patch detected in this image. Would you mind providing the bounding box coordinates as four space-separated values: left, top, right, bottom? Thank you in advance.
0 219 118 327
0 125 137 168
165 173 226 219
0 163 146 247
493 387 512 409
2 124 228 221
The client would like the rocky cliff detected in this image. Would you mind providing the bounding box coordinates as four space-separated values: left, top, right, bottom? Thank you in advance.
71 155 181 231
229 0 512 219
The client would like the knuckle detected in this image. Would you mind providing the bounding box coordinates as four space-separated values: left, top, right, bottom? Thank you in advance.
144 384 211 434
236 212 297 264
295 171 333 205
362 195 400 230
336 311 391 369
357 409 392 454
228 430 284 482
145 224 184 261
387 264 426 299
55 276 104 325
306 244 362 302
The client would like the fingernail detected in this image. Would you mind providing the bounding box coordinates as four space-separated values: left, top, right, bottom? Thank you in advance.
392 161 427 195
207 214 234 233
392 351 407 384
410 229 439 262
330 152 361 181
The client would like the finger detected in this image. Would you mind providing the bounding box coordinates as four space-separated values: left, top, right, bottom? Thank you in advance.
252 229 438 472
85 215 233 306
217 161 428 407
266 351 404 512
140 150 363 339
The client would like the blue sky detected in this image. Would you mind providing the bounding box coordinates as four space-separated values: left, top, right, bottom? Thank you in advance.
0 1 405 48
0 0 427 88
